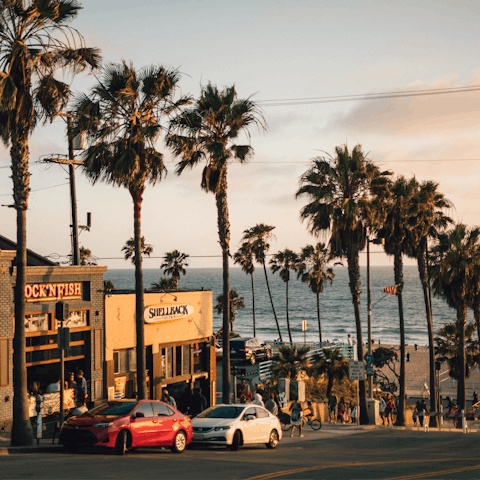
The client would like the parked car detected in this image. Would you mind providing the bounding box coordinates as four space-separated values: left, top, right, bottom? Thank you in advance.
191 404 282 450
59 399 192 455
230 337 272 365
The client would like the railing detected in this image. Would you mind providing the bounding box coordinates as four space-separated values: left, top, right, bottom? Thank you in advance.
258 360 275 382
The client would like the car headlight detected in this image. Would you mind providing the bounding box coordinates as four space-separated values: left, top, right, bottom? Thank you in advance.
214 426 232 431
93 422 114 428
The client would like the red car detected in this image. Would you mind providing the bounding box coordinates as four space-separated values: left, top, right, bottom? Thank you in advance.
59 399 192 455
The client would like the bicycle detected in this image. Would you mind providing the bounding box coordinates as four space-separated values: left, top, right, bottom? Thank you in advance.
304 414 322 430
278 412 321 431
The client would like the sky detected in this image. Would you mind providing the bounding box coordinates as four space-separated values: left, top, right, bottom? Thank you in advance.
1 0 479 271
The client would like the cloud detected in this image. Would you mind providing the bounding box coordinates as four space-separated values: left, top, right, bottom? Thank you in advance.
325 72 480 137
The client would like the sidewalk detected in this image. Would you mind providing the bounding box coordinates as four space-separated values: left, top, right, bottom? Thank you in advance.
0 435 63 455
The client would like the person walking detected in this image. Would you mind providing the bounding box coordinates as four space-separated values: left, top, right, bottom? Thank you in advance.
379 396 386 425
385 395 394 425
190 388 207 417
252 392 264 407
328 392 338 423
162 389 177 409
289 397 304 437
265 393 279 415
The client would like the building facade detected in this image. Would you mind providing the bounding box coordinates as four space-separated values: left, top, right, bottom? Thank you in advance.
104 290 215 411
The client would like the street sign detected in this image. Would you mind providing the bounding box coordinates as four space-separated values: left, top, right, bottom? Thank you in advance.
365 354 374 364
348 360 365 381
366 365 374 376
302 320 307 332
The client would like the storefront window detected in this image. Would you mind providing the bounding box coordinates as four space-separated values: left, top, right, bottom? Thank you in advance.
182 345 191 375
114 348 136 374
193 342 207 373
165 347 173 378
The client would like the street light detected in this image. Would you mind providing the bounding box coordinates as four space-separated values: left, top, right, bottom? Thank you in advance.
367 235 384 399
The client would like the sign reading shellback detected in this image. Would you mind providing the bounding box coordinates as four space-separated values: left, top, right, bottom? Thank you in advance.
144 303 194 323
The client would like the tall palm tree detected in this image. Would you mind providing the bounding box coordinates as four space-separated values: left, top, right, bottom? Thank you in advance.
471 267 480 344
73 61 187 400
79 246 97 266
215 288 246 333
160 250 189 290
406 180 453 424
271 346 311 380
435 322 480 403
167 83 265 404
296 144 391 424
0 1 100 446
122 237 153 264
270 249 298 343
430 224 480 414
241 224 283 341
234 242 257 336
311 348 348 398
150 277 176 292
297 243 335 343
378 176 418 426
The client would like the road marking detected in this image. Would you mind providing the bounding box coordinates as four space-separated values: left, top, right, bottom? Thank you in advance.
384 464 480 480
244 458 479 480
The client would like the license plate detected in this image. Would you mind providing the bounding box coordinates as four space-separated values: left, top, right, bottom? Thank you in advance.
193 433 204 440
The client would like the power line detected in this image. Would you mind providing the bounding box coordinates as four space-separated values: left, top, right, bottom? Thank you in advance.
0 182 69 197
257 84 480 107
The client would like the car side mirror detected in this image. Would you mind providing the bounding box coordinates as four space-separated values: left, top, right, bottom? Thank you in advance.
133 412 145 418
245 414 255 421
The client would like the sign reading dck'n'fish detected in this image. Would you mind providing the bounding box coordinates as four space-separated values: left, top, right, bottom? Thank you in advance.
144 303 194 323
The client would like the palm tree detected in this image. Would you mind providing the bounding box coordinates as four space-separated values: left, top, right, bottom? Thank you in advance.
79 246 97 266
104 280 116 292
0 1 100 446
471 267 480 344
234 242 257 336
150 277 176 292
296 144 391 424
271 346 311 380
270 249 298 343
241 224 283 341
435 322 480 403
430 224 480 414
297 243 335 343
168 83 265 404
160 250 189 290
311 348 348 398
122 237 154 265
73 61 187 400
406 180 453 424
377 176 418 426
215 289 246 333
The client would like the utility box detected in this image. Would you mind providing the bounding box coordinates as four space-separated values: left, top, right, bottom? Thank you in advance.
278 378 290 401
367 398 379 424
290 381 305 402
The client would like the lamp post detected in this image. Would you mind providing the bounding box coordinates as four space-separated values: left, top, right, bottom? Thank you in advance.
367 236 384 399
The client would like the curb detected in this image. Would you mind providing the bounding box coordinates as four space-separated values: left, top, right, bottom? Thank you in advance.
0 444 63 455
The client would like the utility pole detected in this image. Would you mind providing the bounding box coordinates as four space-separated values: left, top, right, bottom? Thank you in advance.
43 114 86 265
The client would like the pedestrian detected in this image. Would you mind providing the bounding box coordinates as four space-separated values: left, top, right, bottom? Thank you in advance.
162 389 177 409
289 396 304 437
337 397 347 423
240 384 252 403
328 392 338 423
46 378 60 393
384 394 394 425
190 387 207 417
252 392 264 407
236 379 246 400
72 399 88 416
76 370 88 400
417 399 427 426
350 404 357 423
265 393 279 416
67 372 77 389
254 383 265 401
379 396 386 425
473 391 479 409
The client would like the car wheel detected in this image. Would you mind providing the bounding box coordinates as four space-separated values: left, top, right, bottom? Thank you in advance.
266 429 279 449
64 445 78 454
171 431 187 453
250 354 256 365
115 430 128 456
229 431 241 451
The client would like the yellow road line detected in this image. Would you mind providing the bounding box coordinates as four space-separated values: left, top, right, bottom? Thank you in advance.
244 458 479 480
385 464 480 480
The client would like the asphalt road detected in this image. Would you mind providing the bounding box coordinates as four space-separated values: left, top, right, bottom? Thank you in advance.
1 427 479 480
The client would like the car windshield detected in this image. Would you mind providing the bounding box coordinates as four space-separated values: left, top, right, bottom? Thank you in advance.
197 406 244 419
86 401 137 417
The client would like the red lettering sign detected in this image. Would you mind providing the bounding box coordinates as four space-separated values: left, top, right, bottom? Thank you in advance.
25 283 83 301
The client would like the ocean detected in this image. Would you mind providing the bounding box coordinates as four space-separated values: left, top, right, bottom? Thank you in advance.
104 266 461 346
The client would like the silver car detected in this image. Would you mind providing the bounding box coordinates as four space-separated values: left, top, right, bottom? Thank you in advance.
191 404 282 450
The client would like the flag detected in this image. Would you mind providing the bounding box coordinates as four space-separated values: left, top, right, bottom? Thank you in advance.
382 285 400 295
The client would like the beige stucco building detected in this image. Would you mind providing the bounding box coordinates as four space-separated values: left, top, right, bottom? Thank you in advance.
104 290 215 411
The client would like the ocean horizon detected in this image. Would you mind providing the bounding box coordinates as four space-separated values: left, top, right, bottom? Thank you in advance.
104 266 464 346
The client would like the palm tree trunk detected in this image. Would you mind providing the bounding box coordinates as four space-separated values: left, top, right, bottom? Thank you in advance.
132 192 147 400
474 298 480 344
251 273 256 337
11 133 34 446
456 306 467 416
316 292 322 343
394 253 406 426
416 243 438 426
286 279 292 343
326 372 334 398
215 171 231 404
347 250 369 424
263 262 282 341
